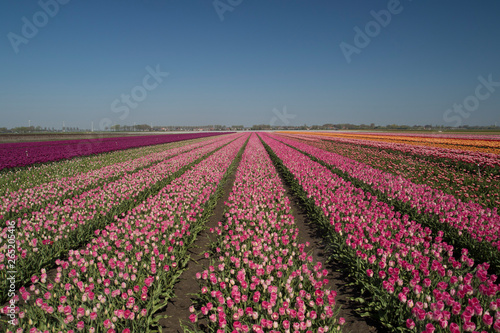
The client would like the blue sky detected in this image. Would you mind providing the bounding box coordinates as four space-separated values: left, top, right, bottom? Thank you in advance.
1 0 499 129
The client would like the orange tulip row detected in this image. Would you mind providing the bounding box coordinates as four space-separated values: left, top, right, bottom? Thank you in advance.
283 132 500 155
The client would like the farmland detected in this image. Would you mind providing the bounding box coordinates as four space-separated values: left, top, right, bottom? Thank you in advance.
1 131 500 333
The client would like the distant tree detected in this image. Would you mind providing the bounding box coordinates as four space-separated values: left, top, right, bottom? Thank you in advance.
136 124 151 131
251 124 271 130
13 126 30 132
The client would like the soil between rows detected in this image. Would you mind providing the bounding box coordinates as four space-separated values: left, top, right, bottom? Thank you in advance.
157 162 237 332
158 141 384 333
1 136 384 332
281 180 383 333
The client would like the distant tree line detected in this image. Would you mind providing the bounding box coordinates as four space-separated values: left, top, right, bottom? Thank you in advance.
0 123 498 134
0 126 85 133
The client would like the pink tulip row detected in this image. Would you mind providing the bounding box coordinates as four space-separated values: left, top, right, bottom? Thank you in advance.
261 133 500 333
0 135 223 220
295 137 500 209
272 134 500 251
4 134 248 333
0 134 240 301
280 133 500 168
0 136 217 197
187 134 343 333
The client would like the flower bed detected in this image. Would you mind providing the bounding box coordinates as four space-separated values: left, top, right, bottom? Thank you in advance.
279 132 500 169
0 135 239 303
0 135 218 196
1 136 224 221
261 133 500 332
4 134 248 332
288 136 500 210
186 134 343 333
0 132 232 171
271 134 500 272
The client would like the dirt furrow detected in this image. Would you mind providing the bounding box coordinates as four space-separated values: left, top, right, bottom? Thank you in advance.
157 156 240 332
278 166 383 333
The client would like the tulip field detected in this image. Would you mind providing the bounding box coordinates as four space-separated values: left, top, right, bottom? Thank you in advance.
1 131 500 333
0 133 229 171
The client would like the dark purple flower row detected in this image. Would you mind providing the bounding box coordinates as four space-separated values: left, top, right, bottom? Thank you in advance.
0 133 232 170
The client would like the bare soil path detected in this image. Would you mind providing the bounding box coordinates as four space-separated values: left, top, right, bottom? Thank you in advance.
281 179 383 333
157 165 237 332
158 139 384 333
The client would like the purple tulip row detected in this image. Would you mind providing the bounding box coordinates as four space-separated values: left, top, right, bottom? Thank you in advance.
261 133 500 333
1 137 215 197
0 132 232 171
186 134 343 333
272 134 500 251
0 135 224 220
5 134 248 333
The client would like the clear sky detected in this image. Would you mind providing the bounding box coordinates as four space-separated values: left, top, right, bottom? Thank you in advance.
1 0 499 129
